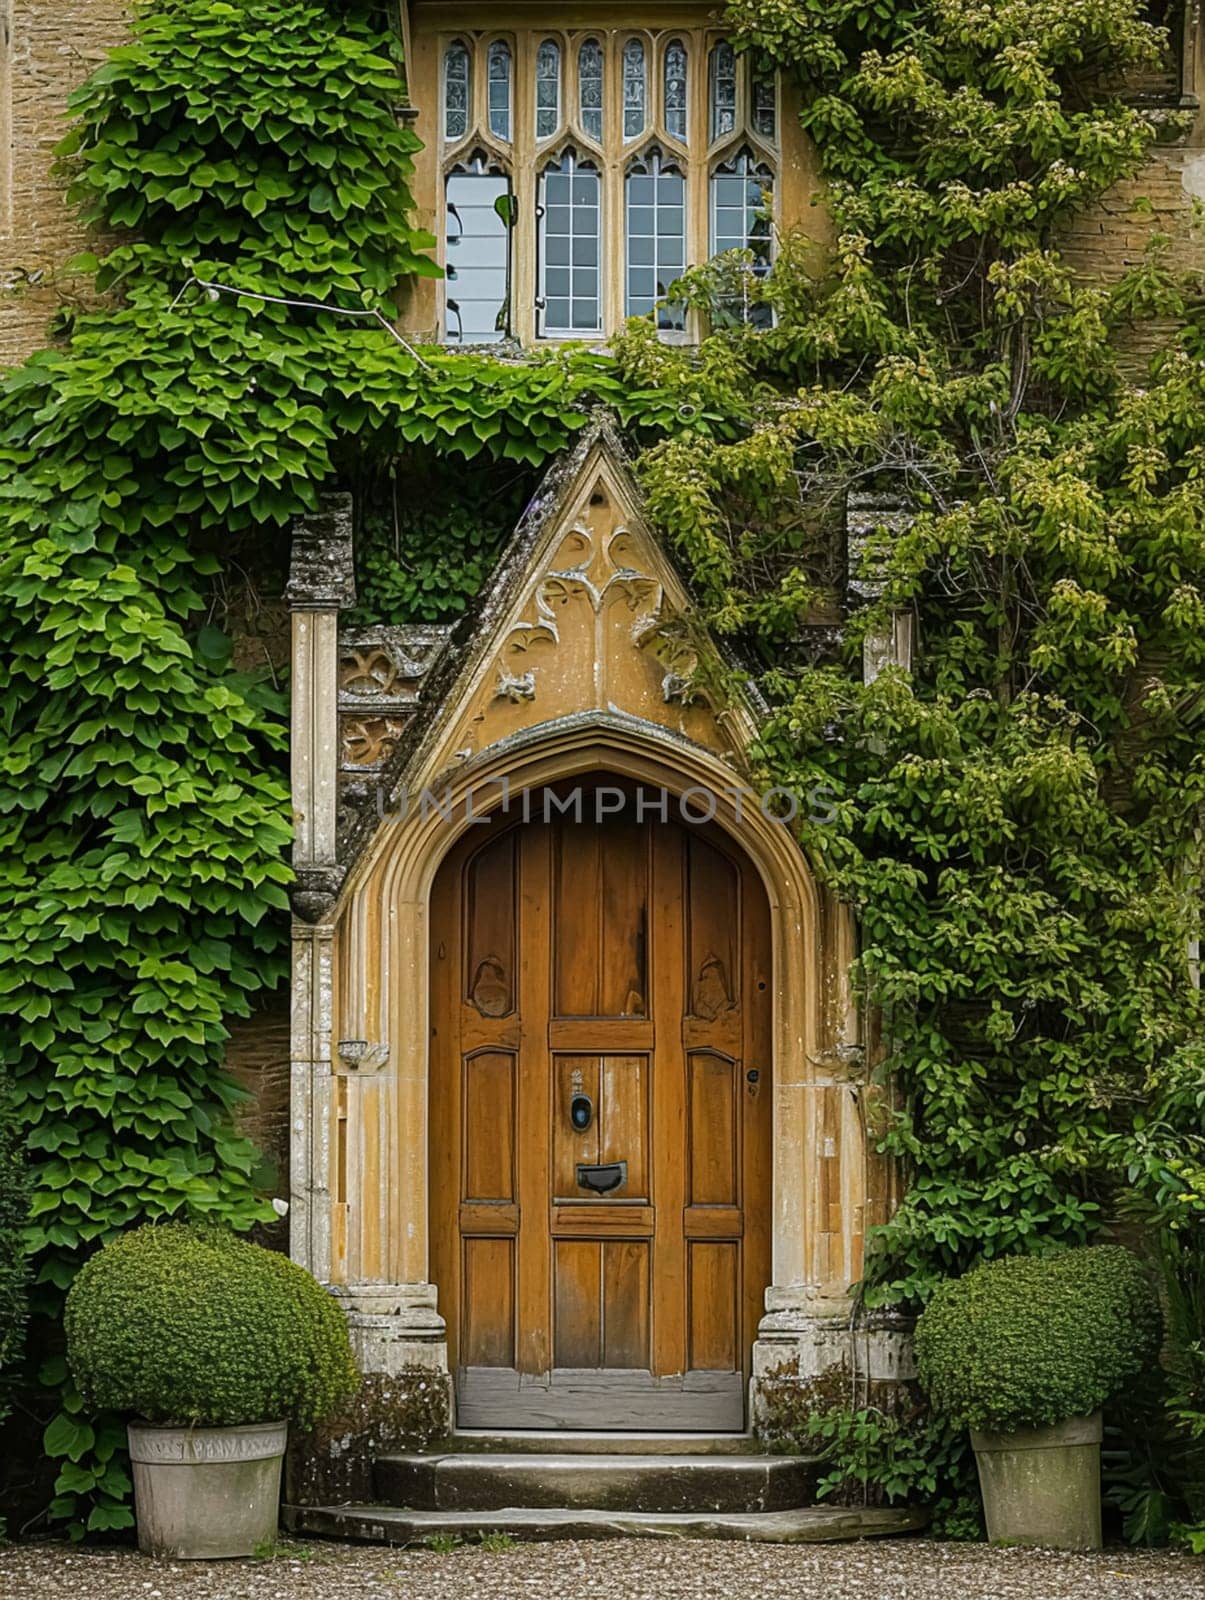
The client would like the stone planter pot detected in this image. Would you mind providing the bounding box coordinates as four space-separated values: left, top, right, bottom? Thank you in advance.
127 1420 287 1559
970 1412 1102 1550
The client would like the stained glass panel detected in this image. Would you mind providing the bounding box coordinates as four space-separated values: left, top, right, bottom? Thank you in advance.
488 41 512 142
536 39 561 140
709 41 737 142
664 40 688 141
444 41 470 142
579 39 604 141
623 38 647 141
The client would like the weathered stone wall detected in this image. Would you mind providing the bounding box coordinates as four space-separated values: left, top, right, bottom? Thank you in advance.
1060 22 1205 332
1062 139 1205 283
0 0 126 368
1059 116 1205 371
225 998 292 1230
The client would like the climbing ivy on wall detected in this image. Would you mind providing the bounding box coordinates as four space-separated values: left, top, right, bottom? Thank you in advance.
0 0 609 1535
1 0 1203 1539
349 454 540 626
637 0 1205 1303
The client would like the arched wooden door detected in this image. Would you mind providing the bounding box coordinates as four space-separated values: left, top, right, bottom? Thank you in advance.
430 785 772 1430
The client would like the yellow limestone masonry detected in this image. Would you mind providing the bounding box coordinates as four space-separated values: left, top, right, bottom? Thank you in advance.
0 0 126 369
0 3 1203 368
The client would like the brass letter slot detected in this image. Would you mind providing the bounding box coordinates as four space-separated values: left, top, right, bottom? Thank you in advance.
575 1160 627 1195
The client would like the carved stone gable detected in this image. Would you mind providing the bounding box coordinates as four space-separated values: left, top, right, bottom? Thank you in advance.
438 456 741 769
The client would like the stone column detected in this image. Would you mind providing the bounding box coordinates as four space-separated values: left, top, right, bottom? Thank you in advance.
285 498 451 1400
749 803 914 1426
286 497 355 1281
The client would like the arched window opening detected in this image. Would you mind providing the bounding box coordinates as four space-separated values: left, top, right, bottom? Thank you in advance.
709 149 774 327
625 150 686 331
539 152 602 337
446 155 512 345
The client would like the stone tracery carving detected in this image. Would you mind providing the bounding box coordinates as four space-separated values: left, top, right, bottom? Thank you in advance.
448 486 724 761
495 671 536 703
342 716 410 769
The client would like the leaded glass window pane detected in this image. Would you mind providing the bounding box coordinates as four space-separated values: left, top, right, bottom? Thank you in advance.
540 153 601 336
488 41 512 142
444 42 470 142
623 38 647 141
446 170 511 344
664 40 688 141
579 39 604 141
536 39 561 140
752 61 777 142
625 153 686 331
709 41 737 142
710 151 774 326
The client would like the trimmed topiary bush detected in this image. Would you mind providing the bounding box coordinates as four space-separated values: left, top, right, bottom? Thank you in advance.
65 1224 358 1428
914 1245 1160 1434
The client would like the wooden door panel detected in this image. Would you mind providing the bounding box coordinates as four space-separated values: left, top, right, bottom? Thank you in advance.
602 1239 650 1368
686 834 740 1022
552 822 601 1017
462 1237 515 1367
553 1239 602 1367
464 832 517 1018
687 1050 739 1208
688 1241 740 1372
462 1049 516 1203
552 1056 602 1192
552 1238 651 1369
553 820 649 1017
598 823 649 1018
551 1054 649 1199
600 1054 649 1193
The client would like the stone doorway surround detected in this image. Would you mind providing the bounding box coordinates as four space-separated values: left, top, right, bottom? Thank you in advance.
285 417 910 1428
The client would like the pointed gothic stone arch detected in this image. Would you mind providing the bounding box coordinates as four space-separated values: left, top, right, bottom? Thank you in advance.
286 419 905 1422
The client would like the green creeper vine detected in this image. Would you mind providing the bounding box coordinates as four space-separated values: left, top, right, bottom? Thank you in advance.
640 0 1205 1303
0 0 614 1535
1 0 1203 1543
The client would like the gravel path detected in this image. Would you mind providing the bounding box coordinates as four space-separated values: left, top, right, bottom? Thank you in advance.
3 1539 1205 1600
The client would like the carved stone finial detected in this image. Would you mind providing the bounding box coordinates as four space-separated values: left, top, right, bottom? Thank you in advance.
286 493 357 611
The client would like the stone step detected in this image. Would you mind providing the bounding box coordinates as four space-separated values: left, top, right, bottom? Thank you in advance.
373 1451 822 1514
446 1430 759 1456
284 1502 927 1546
